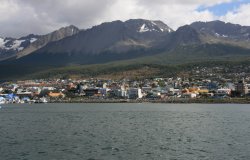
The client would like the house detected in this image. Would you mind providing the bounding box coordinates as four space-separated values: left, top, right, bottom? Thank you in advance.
48 91 65 98
198 89 209 94
217 88 231 95
83 89 99 97
246 84 250 94
168 88 181 96
99 88 108 97
16 89 33 98
114 88 127 98
182 93 197 98
142 87 152 93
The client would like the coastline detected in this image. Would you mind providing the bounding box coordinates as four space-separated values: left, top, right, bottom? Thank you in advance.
49 98 250 104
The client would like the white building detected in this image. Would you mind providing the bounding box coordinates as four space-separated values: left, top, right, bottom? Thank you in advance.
246 84 250 94
0 97 6 104
182 93 197 98
217 88 231 95
42 87 56 91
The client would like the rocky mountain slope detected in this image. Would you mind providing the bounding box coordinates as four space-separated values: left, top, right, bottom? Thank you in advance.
190 20 250 48
0 25 80 61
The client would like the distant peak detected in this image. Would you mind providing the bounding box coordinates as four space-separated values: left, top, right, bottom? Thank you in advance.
125 18 147 21
192 20 224 24
125 19 165 25
68 25 78 28
58 25 79 31
100 20 123 26
124 19 173 33
190 20 245 27
176 25 197 32
19 34 39 40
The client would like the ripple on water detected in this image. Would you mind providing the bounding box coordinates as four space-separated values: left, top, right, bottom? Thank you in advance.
1 103 250 160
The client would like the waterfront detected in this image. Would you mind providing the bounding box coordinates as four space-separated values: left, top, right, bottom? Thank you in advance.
1 103 250 160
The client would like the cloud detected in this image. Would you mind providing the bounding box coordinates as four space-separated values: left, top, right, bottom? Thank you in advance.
136 0 233 6
0 0 248 38
127 0 216 29
0 0 115 37
220 3 250 26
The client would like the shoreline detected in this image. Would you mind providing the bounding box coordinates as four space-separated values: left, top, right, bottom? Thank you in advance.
48 98 250 104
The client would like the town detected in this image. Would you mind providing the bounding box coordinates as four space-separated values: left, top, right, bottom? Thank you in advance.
1 65 250 104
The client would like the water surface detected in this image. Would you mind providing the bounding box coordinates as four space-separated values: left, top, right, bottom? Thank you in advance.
0 103 250 160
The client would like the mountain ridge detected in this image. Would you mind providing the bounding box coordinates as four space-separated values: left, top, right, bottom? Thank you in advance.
1 19 250 80
2 19 173 65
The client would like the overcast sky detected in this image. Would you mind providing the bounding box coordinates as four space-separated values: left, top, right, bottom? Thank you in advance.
0 0 250 38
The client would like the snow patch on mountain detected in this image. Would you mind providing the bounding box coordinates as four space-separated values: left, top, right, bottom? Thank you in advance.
215 32 229 38
151 21 157 26
139 22 164 33
18 47 24 51
0 38 5 48
30 38 37 43
10 40 25 50
0 38 10 49
139 24 150 32
0 38 26 51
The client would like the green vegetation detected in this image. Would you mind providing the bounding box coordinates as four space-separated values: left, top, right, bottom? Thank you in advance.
1 43 250 80
18 59 250 80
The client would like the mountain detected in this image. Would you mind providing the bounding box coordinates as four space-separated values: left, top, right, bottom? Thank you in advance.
190 20 250 48
164 25 201 49
0 34 39 60
0 25 80 61
4 19 173 65
191 20 250 41
16 25 80 59
1 19 250 80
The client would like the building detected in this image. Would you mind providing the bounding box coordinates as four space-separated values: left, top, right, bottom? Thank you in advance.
48 91 65 98
83 89 99 97
113 89 127 98
217 88 231 95
16 89 33 98
182 93 197 98
235 79 248 95
127 88 143 99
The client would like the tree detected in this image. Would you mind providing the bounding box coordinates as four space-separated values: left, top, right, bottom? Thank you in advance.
158 80 166 87
39 89 50 97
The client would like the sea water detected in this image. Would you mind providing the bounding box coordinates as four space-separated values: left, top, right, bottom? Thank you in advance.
0 103 250 160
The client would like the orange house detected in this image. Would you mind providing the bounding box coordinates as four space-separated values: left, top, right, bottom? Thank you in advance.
48 91 65 98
